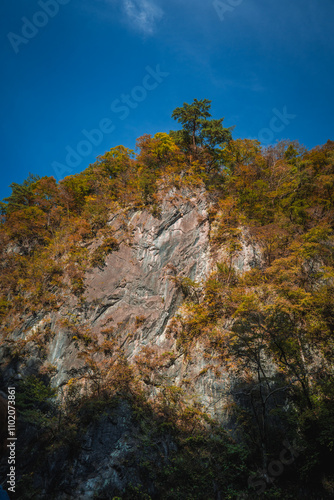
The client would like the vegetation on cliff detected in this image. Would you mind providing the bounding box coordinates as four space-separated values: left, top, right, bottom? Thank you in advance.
1 100 334 498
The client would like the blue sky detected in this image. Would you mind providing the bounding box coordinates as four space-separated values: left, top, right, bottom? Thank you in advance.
1 0 333 200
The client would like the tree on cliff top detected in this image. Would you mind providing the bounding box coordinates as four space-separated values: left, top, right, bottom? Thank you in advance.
171 98 233 154
172 98 212 150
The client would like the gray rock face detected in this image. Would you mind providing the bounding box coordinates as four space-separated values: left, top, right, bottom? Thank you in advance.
85 188 210 355
29 189 209 391
2 188 260 412
49 401 160 499
0 188 266 498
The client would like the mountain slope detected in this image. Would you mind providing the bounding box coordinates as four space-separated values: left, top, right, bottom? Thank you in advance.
1 131 334 499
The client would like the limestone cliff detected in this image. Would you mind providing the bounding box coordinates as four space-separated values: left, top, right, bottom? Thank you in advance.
0 188 261 498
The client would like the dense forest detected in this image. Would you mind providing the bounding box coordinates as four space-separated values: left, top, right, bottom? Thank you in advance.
1 100 334 499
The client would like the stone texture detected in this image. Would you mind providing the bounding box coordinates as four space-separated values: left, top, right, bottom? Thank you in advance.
0 188 263 498
1 188 262 413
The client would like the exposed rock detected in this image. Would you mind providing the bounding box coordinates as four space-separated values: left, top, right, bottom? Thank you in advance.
37 189 215 396
0 188 262 497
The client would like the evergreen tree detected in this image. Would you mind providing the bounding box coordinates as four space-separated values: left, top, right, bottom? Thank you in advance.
0 173 40 216
171 99 233 172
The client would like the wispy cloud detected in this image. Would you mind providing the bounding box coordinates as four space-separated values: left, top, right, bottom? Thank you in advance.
123 0 163 35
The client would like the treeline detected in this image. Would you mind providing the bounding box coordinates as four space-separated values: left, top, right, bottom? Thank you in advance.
0 99 232 323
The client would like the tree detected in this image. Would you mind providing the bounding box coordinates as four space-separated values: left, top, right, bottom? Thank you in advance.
172 98 212 151
200 118 232 151
0 173 40 216
6 206 49 249
59 173 91 213
171 99 233 177
136 133 179 169
98 145 135 179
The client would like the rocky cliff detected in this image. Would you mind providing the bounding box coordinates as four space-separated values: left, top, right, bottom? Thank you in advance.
0 188 262 499
1 137 334 499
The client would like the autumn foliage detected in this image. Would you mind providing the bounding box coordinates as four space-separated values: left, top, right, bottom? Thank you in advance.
1 99 334 497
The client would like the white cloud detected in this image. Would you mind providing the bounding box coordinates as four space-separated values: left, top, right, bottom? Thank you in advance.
123 0 163 35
